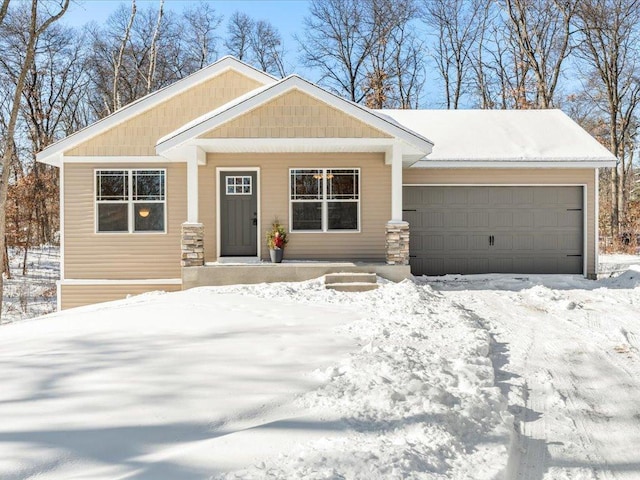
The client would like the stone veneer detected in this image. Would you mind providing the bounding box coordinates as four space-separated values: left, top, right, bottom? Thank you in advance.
385 221 410 265
181 222 204 267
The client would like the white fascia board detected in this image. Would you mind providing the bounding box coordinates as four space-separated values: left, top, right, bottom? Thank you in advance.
412 160 618 168
37 57 277 166
156 75 434 156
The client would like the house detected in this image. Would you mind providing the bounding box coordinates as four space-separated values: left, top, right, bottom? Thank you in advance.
37 56 617 310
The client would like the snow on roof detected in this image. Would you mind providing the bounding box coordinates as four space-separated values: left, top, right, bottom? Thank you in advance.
378 109 617 165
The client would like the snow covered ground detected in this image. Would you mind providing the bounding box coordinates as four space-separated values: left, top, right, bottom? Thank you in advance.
0 253 639 479
425 264 640 480
2 245 59 322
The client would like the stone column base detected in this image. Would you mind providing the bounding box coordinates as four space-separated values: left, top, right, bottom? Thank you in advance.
181 222 204 267
385 221 410 265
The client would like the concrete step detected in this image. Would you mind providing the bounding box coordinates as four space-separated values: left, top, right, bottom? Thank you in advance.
325 282 378 292
324 272 377 284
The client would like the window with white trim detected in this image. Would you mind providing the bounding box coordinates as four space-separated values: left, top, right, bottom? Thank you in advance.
290 168 360 232
96 169 166 233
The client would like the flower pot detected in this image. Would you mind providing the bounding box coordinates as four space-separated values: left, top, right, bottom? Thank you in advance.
269 248 284 263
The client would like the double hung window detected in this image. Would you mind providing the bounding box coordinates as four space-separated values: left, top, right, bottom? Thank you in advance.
290 168 360 232
95 169 166 233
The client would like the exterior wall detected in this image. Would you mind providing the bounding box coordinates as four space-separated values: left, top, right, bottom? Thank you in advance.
200 152 391 262
63 162 187 279
403 167 597 276
199 89 391 139
60 283 182 310
65 70 262 156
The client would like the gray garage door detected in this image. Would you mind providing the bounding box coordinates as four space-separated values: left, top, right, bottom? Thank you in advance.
403 186 583 275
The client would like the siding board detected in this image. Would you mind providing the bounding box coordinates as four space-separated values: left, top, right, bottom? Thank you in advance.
65 70 262 157
199 90 391 139
61 283 181 310
64 163 187 279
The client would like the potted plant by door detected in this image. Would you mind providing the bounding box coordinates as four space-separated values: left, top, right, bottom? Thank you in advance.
266 221 288 263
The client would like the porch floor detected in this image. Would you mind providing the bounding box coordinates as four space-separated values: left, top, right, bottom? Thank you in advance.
182 259 411 289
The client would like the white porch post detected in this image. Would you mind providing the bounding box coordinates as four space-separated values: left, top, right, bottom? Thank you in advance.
182 147 205 267
390 143 403 221
186 147 203 223
385 143 410 265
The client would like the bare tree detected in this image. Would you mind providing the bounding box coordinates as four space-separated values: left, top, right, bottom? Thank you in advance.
250 20 287 77
182 3 222 70
0 0 9 26
574 0 640 238
145 0 164 94
298 0 375 103
225 11 253 61
424 0 489 108
112 0 136 112
501 0 577 108
0 0 70 317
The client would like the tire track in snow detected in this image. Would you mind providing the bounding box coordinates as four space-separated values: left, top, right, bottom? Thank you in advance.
434 280 640 480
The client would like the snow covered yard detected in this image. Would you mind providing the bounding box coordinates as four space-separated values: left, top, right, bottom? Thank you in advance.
0 280 510 480
426 264 640 480
2 246 58 321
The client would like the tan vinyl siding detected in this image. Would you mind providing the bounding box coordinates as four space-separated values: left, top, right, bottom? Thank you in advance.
64 162 187 279
60 283 182 310
403 167 597 276
199 89 391 139
200 152 391 262
65 70 262 156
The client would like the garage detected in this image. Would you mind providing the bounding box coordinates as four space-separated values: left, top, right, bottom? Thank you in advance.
403 186 584 276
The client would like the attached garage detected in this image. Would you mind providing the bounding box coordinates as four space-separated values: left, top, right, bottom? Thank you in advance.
403 185 584 276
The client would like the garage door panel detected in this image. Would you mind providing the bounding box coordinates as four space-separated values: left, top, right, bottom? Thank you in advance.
445 188 468 205
490 211 514 228
424 211 443 228
513 188 534 205
469 235 490 250
468 211 489 227
403 186 583 276
514 211 534 227
445 212 468 228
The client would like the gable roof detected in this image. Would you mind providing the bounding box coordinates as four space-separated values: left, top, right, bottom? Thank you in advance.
155 75 434 157
37 56 277 166
380 109 617 167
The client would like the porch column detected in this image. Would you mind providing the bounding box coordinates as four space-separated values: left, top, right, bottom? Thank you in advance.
385 143 410 265
182 147 205 267
390 142 403 221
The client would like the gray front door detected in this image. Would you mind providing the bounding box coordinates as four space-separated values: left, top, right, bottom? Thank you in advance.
403 186 584 275
220 171 258 256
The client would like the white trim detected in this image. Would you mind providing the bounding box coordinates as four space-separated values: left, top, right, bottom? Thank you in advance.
156 76 434 155
412 160 617 168
390 144 403 221
594 168 599 276
59 160 65 280
60 278 182 286
402 183 589 278
216 167 261 260
288 168 361 233
187 155 199 223
62 156 182 164
37 57 277 166
94 168 168 234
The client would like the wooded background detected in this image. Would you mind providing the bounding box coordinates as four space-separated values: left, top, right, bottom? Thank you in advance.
0 0 638 310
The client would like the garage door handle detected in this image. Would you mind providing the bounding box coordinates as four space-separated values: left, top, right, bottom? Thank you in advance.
489 235 495 246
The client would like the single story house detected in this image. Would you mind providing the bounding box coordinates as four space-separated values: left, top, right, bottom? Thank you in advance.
37 56 616 310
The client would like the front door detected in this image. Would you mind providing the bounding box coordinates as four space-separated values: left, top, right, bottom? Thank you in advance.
220 171 258 256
